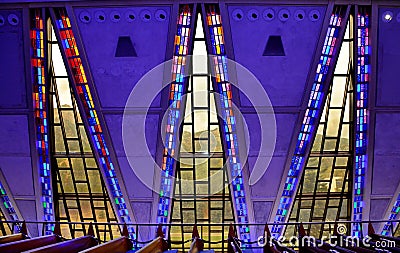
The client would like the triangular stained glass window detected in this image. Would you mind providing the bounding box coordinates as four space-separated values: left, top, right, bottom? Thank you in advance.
284 20 354 239
169 12 234 252
48 22 119 241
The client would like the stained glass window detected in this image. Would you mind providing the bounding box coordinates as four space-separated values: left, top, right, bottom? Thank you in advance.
0 181 20 233
284 18 354 239
0 207 11 236
353 7 370 237
48 21 120 241
382 193 400 236
169 12 234 252
157 4 194 225
30 8 54 234
395 227 400 237
204 4 251 242
272 6 349 238
51 7 136 240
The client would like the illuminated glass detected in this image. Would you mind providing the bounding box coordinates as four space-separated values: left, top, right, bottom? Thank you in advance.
204 4 251 243
0 181 21 233
272 7 347 238
0 207 12 235
52 8 135 239
285 19 354 237
157 4 193 225
382 193 400 236
353 8 370 237
48 23 120 241
30 9 54 234
169 13 234 252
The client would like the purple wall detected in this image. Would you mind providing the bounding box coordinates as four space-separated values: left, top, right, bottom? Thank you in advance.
73 6 172 228
227 5 326 224
0 9 39 236
0 10 26 109
371 7 400 224
74 6 171 108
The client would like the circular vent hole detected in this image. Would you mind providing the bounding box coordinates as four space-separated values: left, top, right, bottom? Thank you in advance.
236 13 242 19
252 13 258 19
159 13 165 19
8 14 19 25
267 13 273 19
84 16 89 21
145 14 150 19
298 13 303 19
99 15 105 20
283 13 288 19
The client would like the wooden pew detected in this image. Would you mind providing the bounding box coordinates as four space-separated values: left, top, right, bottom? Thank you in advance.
263 224 295 253
297 224 329 253
366 222 400 252
328 224 375 253
188 225 214 253
136 225 169 253
0 221 29 244
0 233 26 244
22 223 98 253
305 224 355 253
79 237 132 253
227 224 242 253
368 222 400 246
0 235 61 253
0 222 62 253
22 235 98 253
314 239 355 253
135 237 169 253
226 224 255 253
79 224 133 253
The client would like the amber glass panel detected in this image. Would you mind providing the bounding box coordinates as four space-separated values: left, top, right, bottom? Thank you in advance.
286 20 353 239
170 12 234 252
48 23 118 241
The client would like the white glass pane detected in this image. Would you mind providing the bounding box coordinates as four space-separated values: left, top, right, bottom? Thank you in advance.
331 77 346 107
52 44 67 76
195 13 204 38
193 42 208 74
335 42 349 74
326 109 341 137
193 76 208 107
193 110 208 133
56 79 73 108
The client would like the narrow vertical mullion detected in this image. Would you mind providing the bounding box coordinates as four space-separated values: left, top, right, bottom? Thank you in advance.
206 68 212 246
178 169 184 253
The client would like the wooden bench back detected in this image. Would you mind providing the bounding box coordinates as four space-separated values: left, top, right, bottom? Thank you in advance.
79 236 132 253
